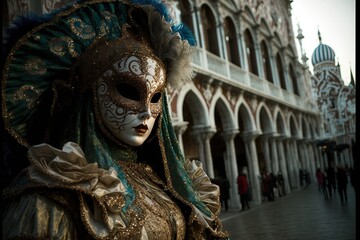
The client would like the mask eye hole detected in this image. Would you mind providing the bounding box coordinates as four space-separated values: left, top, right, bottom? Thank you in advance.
151 92 162 103
116 83 140 101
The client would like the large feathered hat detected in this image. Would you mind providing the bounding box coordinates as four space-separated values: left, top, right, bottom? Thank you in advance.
2 0 195 147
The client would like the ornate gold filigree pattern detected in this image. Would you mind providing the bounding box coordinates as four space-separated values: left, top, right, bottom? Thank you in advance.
68 17 96 39
24 58 47 75
97 55 165 116
49 36 78 57
13 85 42 109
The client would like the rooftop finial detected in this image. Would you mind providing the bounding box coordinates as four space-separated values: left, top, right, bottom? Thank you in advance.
317 27 322 44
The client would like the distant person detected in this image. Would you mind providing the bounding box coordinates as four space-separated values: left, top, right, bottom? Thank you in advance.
321 171 329 200
263 172 275 201
299 169 304 186
336 166 348 204
237 172 250 210
268 172 277 200
304 169 311 187
259 173 267 201
326 165 336 198
316 169 329 200
348 167 355 191
316 168 323 192
219 177 230 212
277 171 285 197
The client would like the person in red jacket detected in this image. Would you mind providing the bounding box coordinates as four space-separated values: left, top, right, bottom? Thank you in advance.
237 171 250 211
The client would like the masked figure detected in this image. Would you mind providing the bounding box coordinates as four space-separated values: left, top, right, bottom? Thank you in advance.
1 1 229 239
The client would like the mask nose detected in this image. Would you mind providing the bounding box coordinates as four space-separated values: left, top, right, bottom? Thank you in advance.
139 107 151 120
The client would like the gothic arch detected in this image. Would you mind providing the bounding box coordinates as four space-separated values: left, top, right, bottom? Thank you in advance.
256 102 274 133
287 112 299 137
235 99 256 132
209 97 235 180
209 94 236 130
274 108 287 135
178 85 210 161
177 84 209 126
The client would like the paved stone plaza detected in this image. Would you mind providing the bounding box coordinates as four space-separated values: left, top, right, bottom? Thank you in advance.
220 184 356 240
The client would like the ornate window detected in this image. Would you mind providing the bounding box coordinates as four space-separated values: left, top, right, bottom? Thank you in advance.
224 17 240 66
276 53 286 89
260 41 273 82
244 29 258 75
200 5 219 56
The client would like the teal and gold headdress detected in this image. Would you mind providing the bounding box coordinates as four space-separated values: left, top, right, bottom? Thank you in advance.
2 0 195 147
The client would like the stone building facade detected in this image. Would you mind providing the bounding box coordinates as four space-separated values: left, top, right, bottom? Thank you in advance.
3 0 355 210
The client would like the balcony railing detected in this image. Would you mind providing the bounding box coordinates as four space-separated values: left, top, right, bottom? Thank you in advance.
191 47 318 112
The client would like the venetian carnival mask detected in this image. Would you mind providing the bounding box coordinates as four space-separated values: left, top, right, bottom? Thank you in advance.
75 24 167 147
95 54 166 147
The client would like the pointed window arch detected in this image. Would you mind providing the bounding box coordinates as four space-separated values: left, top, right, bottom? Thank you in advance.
179 0 195 37
244 29 258 75
200 5 219 56
260 40 273 83
289 64 299 95
224 17 240 66
276 53 286 89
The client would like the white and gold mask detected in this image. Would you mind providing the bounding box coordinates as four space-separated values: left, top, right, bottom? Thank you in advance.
95 54 165 147
76 25 167 147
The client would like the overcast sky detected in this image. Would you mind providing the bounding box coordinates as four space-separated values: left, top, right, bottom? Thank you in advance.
290 0 355 85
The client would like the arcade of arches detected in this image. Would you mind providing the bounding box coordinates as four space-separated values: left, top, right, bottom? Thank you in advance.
169 76 353 209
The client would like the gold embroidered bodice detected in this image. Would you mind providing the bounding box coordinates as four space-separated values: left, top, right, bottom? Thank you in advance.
117 161 186 240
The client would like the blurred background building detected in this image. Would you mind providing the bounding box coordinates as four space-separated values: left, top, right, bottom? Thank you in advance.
2 0 356 209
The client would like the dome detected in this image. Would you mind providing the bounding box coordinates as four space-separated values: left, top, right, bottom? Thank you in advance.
311 43 335 65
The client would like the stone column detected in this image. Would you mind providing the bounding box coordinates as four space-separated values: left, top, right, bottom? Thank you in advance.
269 136 279 174
316 147 324 170
241 131 262 204
308 142 317 183
173 121 188 154
305 142 314 177
276 136 291 194
192 3 205 49
285 139 296 189
192 126 216 178
261 135 271 172
297 140 305 170
292 138 301 189
222 129 241 209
